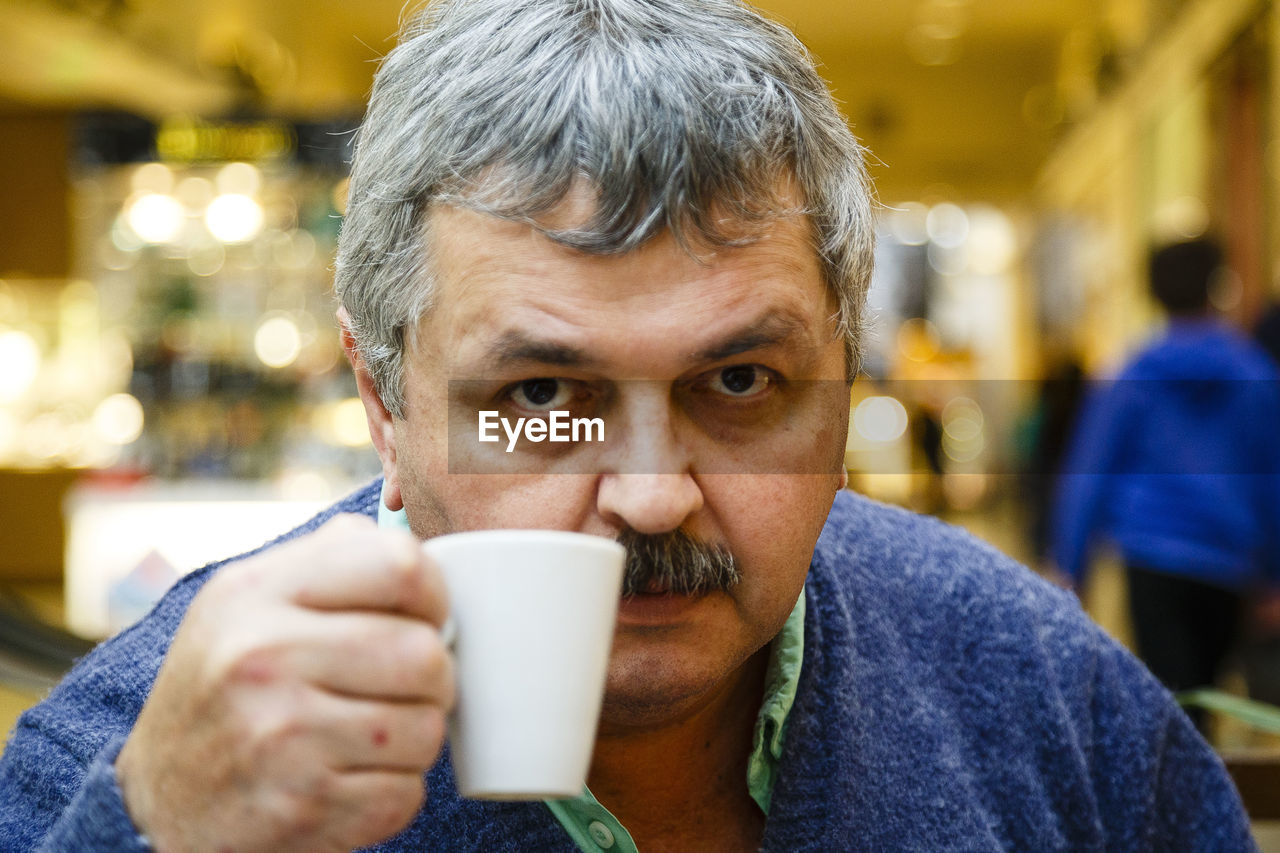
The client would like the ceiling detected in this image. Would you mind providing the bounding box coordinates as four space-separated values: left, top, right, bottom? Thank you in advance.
0 0 1111 201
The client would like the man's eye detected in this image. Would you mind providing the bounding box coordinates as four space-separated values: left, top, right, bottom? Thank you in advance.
709 365 771 397
508 378 572 410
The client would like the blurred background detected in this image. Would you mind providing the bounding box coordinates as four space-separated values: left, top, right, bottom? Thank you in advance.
2 0 1280 825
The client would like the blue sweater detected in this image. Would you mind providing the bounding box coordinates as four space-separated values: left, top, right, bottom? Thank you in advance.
1052 320 1280 589
0 482 1255 850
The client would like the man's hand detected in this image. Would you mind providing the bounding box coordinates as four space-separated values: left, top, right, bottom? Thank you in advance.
115 514 454 853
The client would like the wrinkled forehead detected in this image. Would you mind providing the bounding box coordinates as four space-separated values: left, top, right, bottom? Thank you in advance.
412 202 839 379
455 167 810 230
421 191 829 315
423 172 823 291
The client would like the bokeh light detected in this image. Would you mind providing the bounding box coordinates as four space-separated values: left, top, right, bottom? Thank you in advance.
92 393 145 445
966 206 1018 274
0 330 41 402
941 396 985 463
253 315 302 368
926 203 970 248
125 193 185 244
889 202 930 246
853 396 909 443
215 162 262 196
206 194 265 243
129 162 174 195
329 398 372 447
897 318 942 363
175 176 215 210
186 243 227 277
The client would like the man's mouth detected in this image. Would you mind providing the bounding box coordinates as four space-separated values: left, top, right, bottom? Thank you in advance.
616 586 707 626
630 579 687 597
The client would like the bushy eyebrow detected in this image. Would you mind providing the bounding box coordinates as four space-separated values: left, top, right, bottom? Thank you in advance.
473 311 812 373
483 331 599 370
693 313 811 362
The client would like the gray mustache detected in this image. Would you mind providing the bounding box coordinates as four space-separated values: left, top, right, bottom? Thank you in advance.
617 528 741 596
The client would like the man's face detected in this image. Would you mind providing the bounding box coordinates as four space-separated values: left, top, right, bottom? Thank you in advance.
356 200 850 728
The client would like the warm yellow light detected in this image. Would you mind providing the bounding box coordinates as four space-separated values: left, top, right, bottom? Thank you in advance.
0 330 40 402
331 398 371 447
1156 196 1209 241
125 193 185 244
176 176 215 210
23 413 73 461
941 397 985 463
273 229 316 269
897 318 942 363
853 396 909 443
130 162 174 195
215 162 262 196
888 202 929 246
187 243 226 277
206 194 265 243
92 393 145 445
110 217 144 253
99 331 134 388
943 431 985 464
967 206 1017 275
926 203 969 248
277 468 334 501
941 397 983 441
254 315 302 368
907 25 961 66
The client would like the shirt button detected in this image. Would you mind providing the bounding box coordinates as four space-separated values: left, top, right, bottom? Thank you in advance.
587 820 615 849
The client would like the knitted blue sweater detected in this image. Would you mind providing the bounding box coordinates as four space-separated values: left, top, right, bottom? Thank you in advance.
0 482 1255 851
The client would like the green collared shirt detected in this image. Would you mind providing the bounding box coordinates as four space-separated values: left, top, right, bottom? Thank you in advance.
380 498 805 852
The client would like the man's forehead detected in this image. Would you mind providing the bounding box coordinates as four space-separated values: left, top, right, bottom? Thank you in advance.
424 202 824 292
426 170 814 261
417 203 837 374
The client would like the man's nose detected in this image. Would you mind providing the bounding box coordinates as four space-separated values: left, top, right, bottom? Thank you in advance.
596 473 704 534
594 388 704 534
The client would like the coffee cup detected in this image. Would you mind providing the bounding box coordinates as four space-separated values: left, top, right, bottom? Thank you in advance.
421 529 625 799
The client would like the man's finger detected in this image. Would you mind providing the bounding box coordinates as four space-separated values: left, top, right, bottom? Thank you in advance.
268 515 449 628
287 610 455 705
306 690 449 772
325 768 427 849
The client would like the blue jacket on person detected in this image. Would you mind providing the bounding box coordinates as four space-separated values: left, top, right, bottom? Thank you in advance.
1052 318 1280 590
0 481 1257 850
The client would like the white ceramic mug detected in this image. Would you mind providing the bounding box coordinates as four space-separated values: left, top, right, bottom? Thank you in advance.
422 529 625 800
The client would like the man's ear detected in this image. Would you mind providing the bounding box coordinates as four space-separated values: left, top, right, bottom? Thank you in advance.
338 307 404 511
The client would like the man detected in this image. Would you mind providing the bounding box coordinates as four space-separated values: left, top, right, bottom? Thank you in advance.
1052 238 1280 729
0 1 1254 850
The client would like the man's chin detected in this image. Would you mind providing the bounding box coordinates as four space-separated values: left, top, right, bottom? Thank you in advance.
596 678 711 734
595 640 735 733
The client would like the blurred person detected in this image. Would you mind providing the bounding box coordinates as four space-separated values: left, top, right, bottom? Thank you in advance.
0 2 1253 851
1052 238 1280 729
1256 298 1280 366
1246 299 1280 704
909 397 946 514
1020 354 1086 564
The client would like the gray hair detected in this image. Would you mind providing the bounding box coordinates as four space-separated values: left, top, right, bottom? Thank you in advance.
335 0 876 417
